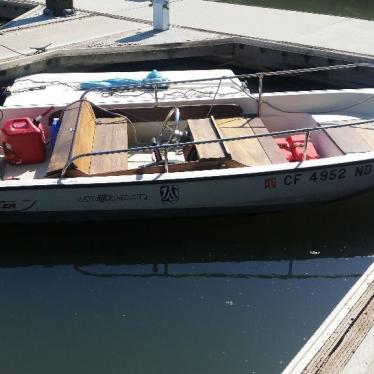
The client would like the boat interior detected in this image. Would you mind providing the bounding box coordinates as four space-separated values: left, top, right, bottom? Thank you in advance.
2 98 374 180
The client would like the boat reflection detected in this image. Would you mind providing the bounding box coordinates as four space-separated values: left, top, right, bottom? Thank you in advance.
73 263 363 280
1 189 374 269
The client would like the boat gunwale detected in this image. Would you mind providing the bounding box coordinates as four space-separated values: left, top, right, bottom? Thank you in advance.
78 63 374 96
0 151 373 191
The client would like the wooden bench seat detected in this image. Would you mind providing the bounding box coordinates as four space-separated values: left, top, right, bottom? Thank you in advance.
322 121 374 154
245 117 288 164
186 118 230 161
47 100 128 177
214 117 288 166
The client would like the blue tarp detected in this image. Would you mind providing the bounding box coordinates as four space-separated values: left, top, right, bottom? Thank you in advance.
79 70 169 90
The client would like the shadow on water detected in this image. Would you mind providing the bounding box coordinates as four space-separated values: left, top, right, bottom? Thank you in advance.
2 190 374 267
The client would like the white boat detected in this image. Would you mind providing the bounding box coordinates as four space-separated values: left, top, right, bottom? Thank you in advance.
0 64 374 221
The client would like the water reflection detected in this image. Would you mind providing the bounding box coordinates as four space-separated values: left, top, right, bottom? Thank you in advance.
2 189 374 265
0 192 373 374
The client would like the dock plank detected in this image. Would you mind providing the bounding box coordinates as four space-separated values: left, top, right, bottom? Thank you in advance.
283 262 374 374
303 281 374 374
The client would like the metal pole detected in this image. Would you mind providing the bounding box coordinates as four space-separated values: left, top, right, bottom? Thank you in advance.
163 147 169 173
257 74 264 117
303 131 310 161
154 85 159 107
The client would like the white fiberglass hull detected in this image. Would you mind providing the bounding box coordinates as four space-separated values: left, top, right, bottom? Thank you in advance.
0 154 373 221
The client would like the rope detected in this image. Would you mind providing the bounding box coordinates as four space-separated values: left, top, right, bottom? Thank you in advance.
0 43 29 56
207 78 222 117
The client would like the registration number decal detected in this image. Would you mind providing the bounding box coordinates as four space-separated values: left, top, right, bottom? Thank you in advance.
264 163 373 189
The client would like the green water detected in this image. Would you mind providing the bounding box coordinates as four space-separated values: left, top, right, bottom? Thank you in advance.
218 0 374 20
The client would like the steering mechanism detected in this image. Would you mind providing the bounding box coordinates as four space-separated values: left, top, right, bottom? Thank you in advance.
156 107 187 145
151 107 188 165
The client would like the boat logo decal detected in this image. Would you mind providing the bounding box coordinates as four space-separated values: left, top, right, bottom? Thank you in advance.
78 193 148 203
0 199 37 212
160 185 179 204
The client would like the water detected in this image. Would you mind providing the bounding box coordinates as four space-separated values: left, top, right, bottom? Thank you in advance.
1 191 373 374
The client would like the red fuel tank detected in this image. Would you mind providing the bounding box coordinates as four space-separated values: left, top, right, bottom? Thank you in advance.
1 117 46 164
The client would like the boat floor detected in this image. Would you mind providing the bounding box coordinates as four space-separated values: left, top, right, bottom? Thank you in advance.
1 149 186 181
1 147 52 180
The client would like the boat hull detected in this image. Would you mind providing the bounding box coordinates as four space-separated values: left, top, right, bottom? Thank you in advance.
0 156 373 221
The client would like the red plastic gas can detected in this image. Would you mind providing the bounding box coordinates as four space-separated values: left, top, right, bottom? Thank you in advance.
1 117 46 164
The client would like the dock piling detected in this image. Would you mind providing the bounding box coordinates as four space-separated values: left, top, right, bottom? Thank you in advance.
152 0 170 31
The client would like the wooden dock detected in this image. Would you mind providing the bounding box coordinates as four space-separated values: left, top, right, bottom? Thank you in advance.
0 0 374 85
283 261 374 374
3 0 373 57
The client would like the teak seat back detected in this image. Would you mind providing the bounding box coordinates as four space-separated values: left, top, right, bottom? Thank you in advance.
47 100 128 177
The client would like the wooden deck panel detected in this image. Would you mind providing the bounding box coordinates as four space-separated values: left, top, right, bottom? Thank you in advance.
90 118 128 175
215 117 273 166
247 117 288 164
187 118 227 160
351 122 374 149
317 118 374 154
325 125 373 154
